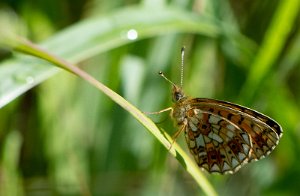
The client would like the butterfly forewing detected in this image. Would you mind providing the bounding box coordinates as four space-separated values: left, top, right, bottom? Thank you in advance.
192 98 282 161
173 97 282 174
195 98 283 138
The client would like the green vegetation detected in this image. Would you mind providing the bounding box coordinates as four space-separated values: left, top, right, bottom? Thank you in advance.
0 0 299 195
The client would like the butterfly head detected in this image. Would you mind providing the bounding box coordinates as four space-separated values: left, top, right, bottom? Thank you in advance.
172 85 185 102
159 71 186 103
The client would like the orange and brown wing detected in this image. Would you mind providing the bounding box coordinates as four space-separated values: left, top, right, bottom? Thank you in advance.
182 98 282 174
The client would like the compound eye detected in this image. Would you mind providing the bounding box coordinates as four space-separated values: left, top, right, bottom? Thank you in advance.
174 92 183 101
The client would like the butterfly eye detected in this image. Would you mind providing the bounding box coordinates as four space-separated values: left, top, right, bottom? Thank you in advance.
173 91 183 102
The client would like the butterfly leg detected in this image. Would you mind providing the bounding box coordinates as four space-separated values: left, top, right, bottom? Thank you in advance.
144 107 174 124
143 107 173 115
168 119 187 150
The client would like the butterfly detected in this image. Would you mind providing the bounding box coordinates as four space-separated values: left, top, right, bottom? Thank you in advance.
158 48 282 174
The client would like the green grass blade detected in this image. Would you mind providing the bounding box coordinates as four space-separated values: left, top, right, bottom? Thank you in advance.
0 131 24 196
10 37 218 196
0 6 220 109
240 0 300 103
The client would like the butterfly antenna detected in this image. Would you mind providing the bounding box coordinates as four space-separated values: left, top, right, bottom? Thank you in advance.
159 47 185 88
158 71 176 87
180 46 185 88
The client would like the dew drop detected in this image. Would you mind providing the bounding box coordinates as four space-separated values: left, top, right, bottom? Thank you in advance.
126 29 138 40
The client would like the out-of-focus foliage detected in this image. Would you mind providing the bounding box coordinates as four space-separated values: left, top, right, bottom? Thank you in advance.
0 0 299 195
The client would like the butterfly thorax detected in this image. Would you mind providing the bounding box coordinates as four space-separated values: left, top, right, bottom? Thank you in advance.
171 85 190 125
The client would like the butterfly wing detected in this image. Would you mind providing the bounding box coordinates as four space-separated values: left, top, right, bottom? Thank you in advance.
181 98 282 174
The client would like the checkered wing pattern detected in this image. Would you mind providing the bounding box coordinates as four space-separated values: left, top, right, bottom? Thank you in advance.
173 98 282 174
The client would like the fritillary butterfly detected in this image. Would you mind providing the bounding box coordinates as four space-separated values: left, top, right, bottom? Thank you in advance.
159 48 282 174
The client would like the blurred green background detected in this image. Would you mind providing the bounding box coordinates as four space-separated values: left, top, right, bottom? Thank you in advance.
0 0 300 195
